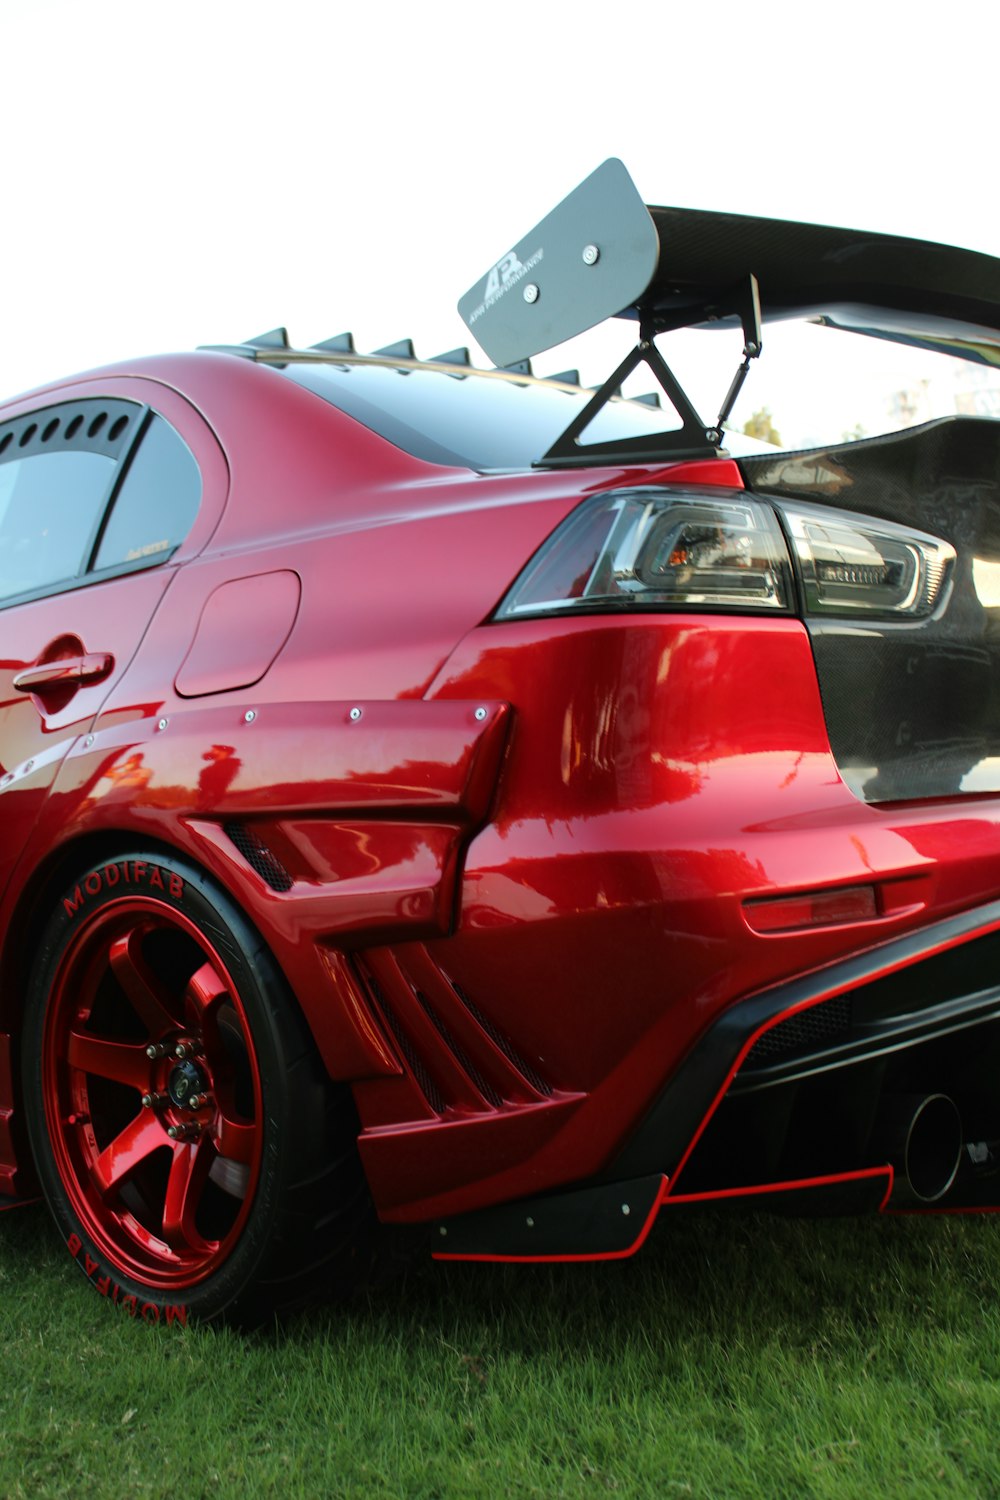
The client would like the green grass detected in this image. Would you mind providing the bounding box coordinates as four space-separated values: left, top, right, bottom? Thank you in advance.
2 1202 1000 1498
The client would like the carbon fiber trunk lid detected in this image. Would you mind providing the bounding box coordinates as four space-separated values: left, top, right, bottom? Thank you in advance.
743 416 1000 801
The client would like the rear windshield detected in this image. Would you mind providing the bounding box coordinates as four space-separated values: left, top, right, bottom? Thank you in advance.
277 361 681 470
277 317 1000 467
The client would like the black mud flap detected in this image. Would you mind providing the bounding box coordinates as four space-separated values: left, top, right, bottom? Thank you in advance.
432 1173 665 1262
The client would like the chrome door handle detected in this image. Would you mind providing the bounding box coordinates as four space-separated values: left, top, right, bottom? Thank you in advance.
13 652 114 693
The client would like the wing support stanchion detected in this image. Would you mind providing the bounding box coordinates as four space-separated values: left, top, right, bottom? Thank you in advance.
714 274 763 433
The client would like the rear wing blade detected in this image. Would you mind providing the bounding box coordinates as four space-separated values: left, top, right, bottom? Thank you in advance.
459 161 1000 369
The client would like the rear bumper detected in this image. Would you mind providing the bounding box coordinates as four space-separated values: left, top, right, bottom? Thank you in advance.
352 615 1000 1222
432 897 1000 1258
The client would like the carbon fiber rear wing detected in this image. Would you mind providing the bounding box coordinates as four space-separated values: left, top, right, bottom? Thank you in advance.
458 159 1000 467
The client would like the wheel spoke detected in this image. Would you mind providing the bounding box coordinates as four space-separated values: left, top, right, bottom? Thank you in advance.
67 1031 149 1091
185 960 230 1031
162 1137 214 1253
92 1111 166 1200
109 926 180 1037
215 1107 255 1165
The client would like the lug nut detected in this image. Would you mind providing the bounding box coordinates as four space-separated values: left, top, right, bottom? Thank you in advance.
188 1093 210 1110
174 1041 197 1059
141 1092 167 1109
167 1123 203 1141
146 1042 170 1060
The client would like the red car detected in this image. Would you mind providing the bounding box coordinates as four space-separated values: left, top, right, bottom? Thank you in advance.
2 161 1000 1325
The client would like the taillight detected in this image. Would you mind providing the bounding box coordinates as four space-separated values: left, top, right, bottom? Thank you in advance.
775 501 955 619
495 488 792 619
496 487 956 624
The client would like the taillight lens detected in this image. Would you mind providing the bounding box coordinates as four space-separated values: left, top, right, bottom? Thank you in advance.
775 501 955 618
495 488 792 619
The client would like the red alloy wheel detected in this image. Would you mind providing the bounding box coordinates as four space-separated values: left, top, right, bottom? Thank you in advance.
40 898 263 1291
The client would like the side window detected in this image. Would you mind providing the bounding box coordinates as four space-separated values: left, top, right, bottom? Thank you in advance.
0 400 202 607
0 449 115 601
0 399 140 606
94 416 202 571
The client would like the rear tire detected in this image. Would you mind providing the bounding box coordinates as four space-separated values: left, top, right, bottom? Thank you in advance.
21 850 375 1325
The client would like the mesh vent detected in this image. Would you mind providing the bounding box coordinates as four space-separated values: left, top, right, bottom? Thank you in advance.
224 823 294 892
745 995 853 1066
351 950 552 1114
450 980 552 1096
364 972 446 1114
415 992 503 1108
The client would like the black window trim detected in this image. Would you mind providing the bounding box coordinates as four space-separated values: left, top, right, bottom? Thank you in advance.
0 548 185 613
81 405 152 571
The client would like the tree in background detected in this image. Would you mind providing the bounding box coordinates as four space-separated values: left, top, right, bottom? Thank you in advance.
742 407 781 446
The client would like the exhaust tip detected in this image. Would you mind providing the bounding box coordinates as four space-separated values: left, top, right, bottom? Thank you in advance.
877 1092 963 1205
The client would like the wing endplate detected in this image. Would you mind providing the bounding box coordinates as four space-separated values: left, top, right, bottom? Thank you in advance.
458 158 659 368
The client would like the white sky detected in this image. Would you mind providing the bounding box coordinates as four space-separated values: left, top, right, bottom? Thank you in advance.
3 0 999 446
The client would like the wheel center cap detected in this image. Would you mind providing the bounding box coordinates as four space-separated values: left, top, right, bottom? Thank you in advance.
167 1059 207 1109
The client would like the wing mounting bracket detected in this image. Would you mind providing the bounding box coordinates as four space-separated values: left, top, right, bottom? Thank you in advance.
536 273 763 470
536 325 719 468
